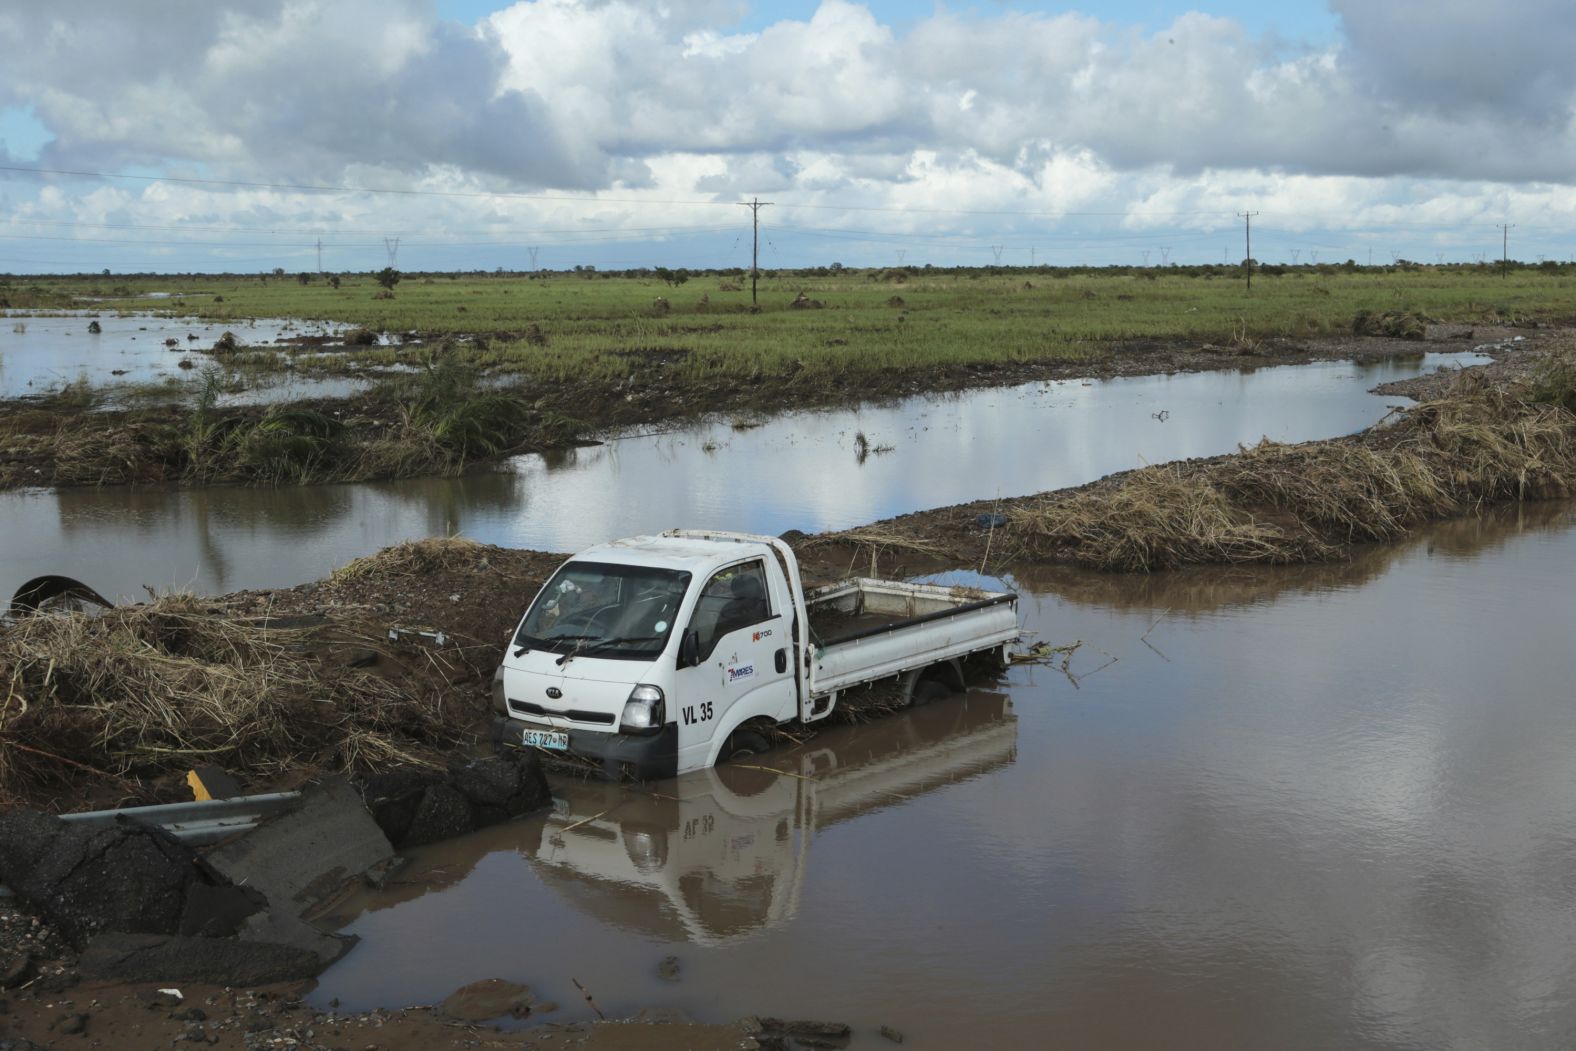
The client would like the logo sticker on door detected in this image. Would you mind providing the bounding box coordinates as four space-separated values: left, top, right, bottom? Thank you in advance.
727 664 755 683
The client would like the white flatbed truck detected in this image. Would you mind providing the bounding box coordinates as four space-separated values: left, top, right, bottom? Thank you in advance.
493 529 1020 779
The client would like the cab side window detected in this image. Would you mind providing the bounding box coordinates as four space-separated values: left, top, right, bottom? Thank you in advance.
689 560 772 661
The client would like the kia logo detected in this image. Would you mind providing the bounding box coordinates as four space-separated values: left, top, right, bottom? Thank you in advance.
546 687 563 699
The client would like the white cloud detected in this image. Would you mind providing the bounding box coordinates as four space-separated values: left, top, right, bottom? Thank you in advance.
2 0 1576 270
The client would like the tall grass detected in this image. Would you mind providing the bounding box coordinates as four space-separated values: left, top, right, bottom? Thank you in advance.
46 370 102 411
356 357 540 476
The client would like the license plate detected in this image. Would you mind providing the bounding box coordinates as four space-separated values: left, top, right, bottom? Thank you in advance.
522 729 569 751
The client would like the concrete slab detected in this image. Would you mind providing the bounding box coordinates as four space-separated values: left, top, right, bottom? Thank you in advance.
203 777 393 966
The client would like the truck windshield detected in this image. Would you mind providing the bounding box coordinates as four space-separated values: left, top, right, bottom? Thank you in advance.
514 561 692 661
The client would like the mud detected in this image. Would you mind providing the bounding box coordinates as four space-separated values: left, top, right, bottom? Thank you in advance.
0 899 835 1051
0 971 798 1051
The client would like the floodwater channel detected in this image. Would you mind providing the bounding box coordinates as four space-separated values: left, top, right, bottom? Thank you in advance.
313 501 1576 1048
0 351 1486 602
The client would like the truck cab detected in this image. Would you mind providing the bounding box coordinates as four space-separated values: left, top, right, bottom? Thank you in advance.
495 532 804 780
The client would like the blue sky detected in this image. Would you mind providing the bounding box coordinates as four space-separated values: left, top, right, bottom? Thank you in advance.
0 104 48 161
1 0 1572 273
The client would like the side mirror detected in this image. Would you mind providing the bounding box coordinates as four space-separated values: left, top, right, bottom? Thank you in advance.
678 629 700 668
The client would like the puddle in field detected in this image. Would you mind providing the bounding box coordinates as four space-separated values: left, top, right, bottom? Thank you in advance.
0 351 1488 602
0 311 385 403
311 501 1576 1049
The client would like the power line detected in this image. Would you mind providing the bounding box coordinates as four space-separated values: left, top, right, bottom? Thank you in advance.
0 216 743 238
0 163 1252 220
0 228 746 249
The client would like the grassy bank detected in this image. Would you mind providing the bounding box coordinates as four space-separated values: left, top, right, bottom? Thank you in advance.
0 360 585 488
24 265 1576 389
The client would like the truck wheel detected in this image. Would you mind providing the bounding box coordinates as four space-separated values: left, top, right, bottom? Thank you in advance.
718 728 771 764
910 679 953 707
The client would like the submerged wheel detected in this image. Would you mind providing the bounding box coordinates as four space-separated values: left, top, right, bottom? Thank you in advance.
718 728 771 764
910 679 953 707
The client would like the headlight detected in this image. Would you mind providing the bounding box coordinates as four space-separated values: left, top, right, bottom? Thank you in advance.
619 684 665 734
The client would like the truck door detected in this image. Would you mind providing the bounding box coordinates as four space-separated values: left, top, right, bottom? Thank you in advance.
675 558 795 771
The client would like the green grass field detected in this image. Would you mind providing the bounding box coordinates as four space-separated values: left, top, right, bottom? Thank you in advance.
12 265 1575 389
6 265 1573 489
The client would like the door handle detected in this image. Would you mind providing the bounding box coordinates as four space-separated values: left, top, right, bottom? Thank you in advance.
775 648 787 673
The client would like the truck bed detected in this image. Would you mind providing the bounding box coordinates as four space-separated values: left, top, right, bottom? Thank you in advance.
805 578 1019 699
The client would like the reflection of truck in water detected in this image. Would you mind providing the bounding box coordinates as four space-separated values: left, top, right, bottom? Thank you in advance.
525 690 1018 946
493 530 1020 779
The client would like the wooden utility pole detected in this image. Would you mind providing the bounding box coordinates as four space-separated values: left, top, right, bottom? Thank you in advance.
739 198 772 305
1237 211 1259 292
1498 224 1514 279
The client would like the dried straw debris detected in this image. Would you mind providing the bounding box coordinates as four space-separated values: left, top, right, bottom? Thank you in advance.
1006 374 1576 572
0 595 466 801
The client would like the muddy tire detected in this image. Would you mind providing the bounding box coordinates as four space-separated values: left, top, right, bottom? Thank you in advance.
910 679 953 707
718 728 771 764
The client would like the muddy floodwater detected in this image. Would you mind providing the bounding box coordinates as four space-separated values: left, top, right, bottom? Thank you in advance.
0 311 372 403
312 502 1576 1048
0 352 1486 601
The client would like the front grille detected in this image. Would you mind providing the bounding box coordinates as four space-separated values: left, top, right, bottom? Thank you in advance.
508 698 615 725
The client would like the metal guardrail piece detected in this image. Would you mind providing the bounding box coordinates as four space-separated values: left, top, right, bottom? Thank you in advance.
57 791 303 844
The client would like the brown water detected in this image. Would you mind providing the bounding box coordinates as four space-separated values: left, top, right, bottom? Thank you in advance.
0 352 1486 601
313 501 1576 1049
